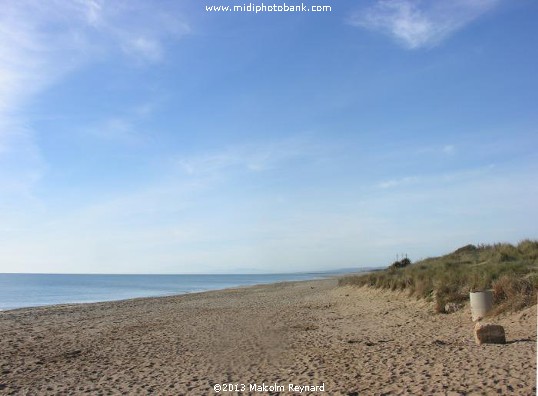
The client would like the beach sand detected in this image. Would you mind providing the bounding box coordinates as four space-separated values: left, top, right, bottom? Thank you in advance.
0 278 536 395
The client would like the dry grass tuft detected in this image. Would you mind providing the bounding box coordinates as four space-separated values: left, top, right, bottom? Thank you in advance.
339 240 538 315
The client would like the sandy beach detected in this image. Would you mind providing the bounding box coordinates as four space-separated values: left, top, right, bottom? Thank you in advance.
0 278 536 395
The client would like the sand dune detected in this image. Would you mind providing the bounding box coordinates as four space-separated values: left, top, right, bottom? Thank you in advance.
0 279 536 395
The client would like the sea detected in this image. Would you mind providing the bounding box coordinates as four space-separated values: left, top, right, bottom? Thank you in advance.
0 270 360 311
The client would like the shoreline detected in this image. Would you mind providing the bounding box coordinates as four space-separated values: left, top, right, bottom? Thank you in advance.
0 279 318 314
1 278 535 394
0 274 349 314
0 271 369 313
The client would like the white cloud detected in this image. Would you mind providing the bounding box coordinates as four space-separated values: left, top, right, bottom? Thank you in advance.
70 0 190 62
377 176 419 189
122 37 163 62
81 101 157 144
349 0 499 49
0 1 189 205
376 164 494 189
415 144 457 156
0 118 45 215
0 0 190 119
176 137 322 177
442 144 455 154
81 0 104 27
89 118 137 142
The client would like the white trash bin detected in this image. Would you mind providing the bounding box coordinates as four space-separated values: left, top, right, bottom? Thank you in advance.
469 290 493 321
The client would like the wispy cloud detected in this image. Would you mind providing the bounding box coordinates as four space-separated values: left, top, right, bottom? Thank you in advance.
442 144 455 155
122 37 163 62
377 176 419 189
87 117 138 143
349 0 500 49
415 144 456 156
77 0 190 63
81 101 157 145
0 119 43 200
376 164 494 189
176 137 323 177
0 0 189 112
0 1 189 203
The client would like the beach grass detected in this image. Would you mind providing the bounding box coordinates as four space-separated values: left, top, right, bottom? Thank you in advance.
339 240 538 314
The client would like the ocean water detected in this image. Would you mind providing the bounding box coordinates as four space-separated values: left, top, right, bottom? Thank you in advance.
0 272 347 311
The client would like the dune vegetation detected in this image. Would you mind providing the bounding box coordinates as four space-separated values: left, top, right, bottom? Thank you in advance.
339 240 538 314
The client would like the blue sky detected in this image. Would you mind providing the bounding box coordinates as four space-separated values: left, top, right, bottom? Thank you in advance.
0 0 537 274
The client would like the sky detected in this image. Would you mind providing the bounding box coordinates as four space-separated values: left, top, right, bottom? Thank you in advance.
0 0 537 274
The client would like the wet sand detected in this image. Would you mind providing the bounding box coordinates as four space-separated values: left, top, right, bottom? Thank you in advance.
0 279 536 395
